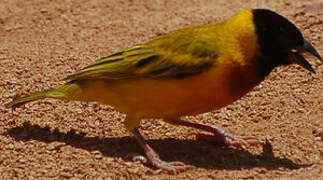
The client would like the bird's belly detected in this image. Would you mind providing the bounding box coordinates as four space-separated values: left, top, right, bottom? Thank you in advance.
78 63 261 118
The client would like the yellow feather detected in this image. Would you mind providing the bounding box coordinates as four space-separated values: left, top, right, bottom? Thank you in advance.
7 9 261 130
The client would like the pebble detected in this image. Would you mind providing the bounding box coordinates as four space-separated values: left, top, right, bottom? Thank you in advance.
95 154 103 159
95 120 100 126
128 167 140 174
105 157 114 164
125 162 133 167
165 132 173 136
8 144 14 149
313 128 323 138
91 150 101 154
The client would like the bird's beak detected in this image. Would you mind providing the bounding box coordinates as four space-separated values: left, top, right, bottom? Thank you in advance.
288 38 322 73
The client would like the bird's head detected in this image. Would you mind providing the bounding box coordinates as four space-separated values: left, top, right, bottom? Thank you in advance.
252 9 322 76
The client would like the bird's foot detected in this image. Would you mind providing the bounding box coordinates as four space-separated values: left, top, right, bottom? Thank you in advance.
129 151 194 174
147 156 194 174
132 128 194 173
196 126 262 147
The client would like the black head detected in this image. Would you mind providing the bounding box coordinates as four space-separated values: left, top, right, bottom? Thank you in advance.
253 9 304 53
252 9 322 78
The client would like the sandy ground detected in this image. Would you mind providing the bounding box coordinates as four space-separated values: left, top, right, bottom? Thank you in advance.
0 0 322 179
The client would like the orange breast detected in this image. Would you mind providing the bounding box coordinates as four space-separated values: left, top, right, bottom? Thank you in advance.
74 55 261 119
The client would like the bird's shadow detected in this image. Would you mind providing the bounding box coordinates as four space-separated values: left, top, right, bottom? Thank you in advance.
3 122 311 171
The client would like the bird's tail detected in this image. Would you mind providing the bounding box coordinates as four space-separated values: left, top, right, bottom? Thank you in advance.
5 82 81 108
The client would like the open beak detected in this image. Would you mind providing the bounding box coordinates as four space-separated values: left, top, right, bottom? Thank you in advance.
288 38 322 73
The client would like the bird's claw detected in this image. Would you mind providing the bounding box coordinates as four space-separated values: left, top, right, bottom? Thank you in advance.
223 135 263 147
128 153 194 174
150 157 194 174
196 126 263 147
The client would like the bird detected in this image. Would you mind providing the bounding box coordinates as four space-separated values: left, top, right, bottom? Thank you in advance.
6 9 322 173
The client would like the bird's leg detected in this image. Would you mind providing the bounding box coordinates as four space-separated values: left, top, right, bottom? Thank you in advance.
164 118 262 147
125 115 192 173
132 128 194 174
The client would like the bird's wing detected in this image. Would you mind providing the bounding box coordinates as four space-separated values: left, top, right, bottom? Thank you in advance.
65 26 219 81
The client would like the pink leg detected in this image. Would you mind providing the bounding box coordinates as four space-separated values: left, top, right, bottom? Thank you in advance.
164 118 262 147
132 128 194 174
195 126 262 146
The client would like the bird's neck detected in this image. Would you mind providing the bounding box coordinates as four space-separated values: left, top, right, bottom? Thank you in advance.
222 9 261 66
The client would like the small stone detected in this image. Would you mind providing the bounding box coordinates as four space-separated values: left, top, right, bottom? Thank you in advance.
40 9 47 13
61 14 70 21
105 157 114 164
128 167 140 174
95 120 100 126
165 132 172 136
95 154 103 159
8 144 14 149
91 150 101 154
313 128 323 138
125 162 133 167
